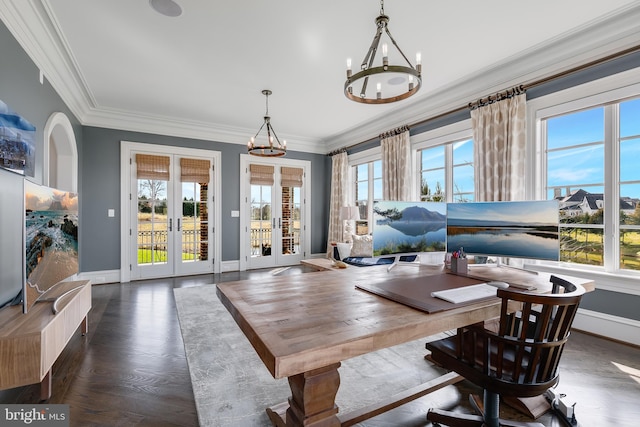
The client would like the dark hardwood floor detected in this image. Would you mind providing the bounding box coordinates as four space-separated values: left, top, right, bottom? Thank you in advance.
1 266 639 426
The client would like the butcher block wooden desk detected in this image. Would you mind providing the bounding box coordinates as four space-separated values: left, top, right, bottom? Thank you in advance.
216 265 593 427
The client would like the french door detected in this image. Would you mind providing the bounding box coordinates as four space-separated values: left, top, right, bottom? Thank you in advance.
240 155 310 270
121 143 220 281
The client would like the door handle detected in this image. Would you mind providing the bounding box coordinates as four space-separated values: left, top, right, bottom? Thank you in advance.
177 218 181 231
169 218 172 232
278 217 281 229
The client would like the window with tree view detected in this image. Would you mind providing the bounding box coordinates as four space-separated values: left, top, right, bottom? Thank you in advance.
353 160 382 235
544 97 640 271
420 138 474 203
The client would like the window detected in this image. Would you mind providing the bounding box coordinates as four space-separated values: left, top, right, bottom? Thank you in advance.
419 139 474 202
353 159 382 234
414 122 475 203
540 95 640 272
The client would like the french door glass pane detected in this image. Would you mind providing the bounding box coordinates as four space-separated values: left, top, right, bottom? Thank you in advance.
137 179 168 265
281 186 300 255
251 185 272 257
181 182 208 262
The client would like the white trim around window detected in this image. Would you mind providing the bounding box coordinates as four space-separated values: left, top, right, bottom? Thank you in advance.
526 66 640 295
412 119 473 202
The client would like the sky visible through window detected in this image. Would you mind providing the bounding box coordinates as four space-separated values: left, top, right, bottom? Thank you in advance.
547 98 640 200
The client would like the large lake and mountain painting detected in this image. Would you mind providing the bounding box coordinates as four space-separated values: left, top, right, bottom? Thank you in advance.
25 181 79 293
372 201 446 256
447 200 560 261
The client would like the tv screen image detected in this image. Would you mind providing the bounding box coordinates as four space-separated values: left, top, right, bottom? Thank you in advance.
372 201 447 256
0 168 24 309
25 181 79 307
446 200 560 261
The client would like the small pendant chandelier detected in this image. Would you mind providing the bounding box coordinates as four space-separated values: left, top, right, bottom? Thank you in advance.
247 90 287 157
345 0 421 104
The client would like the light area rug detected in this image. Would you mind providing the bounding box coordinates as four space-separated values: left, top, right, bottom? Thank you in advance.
174 284 450 427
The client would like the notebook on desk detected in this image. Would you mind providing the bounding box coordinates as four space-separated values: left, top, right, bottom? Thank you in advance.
355 273 498 313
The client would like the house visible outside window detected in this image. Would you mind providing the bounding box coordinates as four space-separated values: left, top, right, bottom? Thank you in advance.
540 94 640 272
353 159 382 235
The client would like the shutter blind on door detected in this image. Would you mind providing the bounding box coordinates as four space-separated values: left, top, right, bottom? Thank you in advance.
249 164 275 185
281 167 303 187
180 158 210 183
136 154 170 180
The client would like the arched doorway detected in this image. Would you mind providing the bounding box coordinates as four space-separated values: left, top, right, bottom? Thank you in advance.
43 112 77 192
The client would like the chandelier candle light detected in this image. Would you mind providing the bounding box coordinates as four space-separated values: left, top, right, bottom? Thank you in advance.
345 0 421 104
247 90 287 157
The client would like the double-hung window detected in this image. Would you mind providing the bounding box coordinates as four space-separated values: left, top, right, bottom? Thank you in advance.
533 69 640 274
350 151 382 235
414 122 474 203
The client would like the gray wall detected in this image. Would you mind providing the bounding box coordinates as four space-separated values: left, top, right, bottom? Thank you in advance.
1 17 638 322
0 21 83 187
81 127 329 270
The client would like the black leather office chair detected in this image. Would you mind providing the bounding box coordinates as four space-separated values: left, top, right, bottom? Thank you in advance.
426 275 585 427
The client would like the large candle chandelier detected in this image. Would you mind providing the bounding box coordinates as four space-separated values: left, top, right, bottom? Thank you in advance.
345 0 422 104
247 90 287 157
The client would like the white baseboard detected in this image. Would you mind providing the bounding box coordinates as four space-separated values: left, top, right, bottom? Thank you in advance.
573 308 640 346
221 260 239 272
77 269 120 285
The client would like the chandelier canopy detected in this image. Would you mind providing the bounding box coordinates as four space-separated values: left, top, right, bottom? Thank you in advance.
345 0 421 104
247 90 286 157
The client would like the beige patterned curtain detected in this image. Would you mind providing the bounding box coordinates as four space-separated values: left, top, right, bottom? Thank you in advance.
381 130 411 201
471 93 526 201
327 151 348 255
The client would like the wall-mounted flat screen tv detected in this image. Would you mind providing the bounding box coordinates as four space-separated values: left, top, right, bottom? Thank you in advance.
446 200 560 261
24 180 79 311
372 201 447 256
0 168 24 310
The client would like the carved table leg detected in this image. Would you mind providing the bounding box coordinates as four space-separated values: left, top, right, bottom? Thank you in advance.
267 363 342 427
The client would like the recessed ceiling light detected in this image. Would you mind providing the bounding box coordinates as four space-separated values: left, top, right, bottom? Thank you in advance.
149 0 182 17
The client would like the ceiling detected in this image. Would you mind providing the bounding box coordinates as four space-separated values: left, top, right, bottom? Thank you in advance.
2 0 640 153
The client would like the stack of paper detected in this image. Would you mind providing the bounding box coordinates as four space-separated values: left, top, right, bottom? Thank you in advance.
431 283 498 304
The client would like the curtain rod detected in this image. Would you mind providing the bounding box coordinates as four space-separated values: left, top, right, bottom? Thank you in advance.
334 44 640 155
468 85 525 111
379 124 410 140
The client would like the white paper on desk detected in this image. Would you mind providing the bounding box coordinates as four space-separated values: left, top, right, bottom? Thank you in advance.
431 283 497 304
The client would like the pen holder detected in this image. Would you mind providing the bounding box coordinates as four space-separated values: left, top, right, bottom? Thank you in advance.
450 257 468 274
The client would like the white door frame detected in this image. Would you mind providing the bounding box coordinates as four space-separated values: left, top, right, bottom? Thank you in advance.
120 141 221 282
239 154 311 271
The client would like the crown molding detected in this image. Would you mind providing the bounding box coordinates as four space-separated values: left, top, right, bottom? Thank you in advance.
3 1 640 155
0 0 325 154
83 106 326 154
0 0 94 119
324 3 640 151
